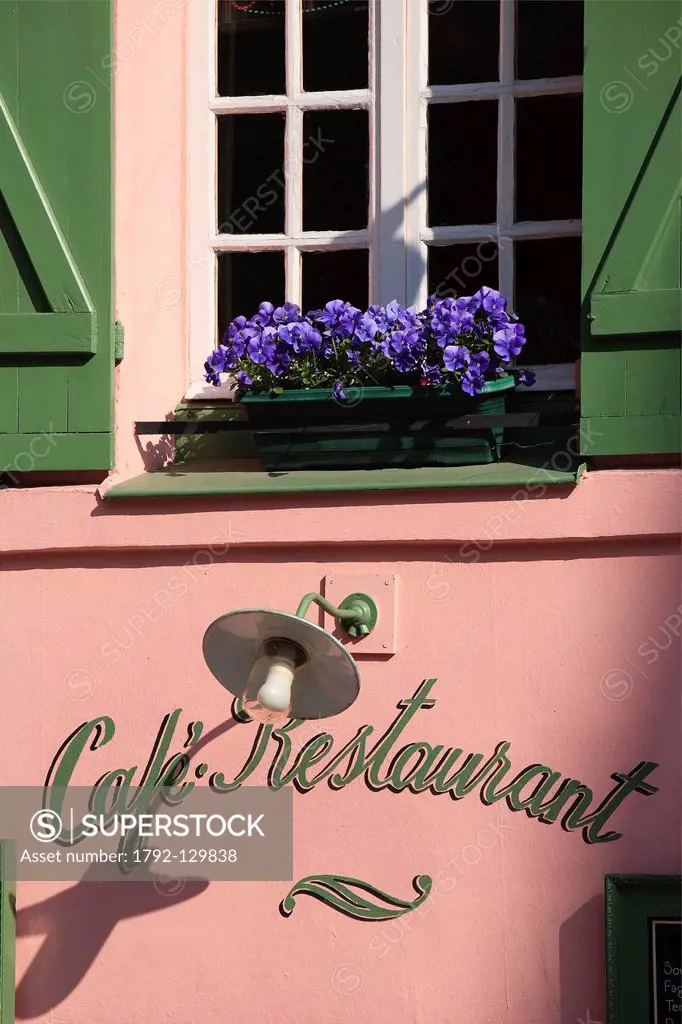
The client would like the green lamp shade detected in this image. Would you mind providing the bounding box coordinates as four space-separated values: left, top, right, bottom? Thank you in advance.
202 609 361 720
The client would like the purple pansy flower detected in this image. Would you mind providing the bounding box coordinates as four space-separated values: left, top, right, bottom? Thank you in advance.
205 346 228 375
469 351 491 375
458 294 482 314
225 315 247 345
273 341 293 369
273 302 301 324
442 345 470 372
461 369 486 396
493 326 525 361
252 301 276 327
317 300 361 338
246 328 276 364
393 348 417 373
516 369 536 387
390 327 422 353
354 313 380 344
332 380 346 401
278 321 321 353
474 286 507 317
384 299 419 330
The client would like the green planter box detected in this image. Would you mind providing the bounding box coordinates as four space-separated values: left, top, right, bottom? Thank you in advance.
241 378 516 471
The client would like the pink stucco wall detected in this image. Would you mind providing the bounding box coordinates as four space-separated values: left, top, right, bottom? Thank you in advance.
0 3 680 1022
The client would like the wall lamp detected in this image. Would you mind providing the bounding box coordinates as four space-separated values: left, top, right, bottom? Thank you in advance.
203 591 378 725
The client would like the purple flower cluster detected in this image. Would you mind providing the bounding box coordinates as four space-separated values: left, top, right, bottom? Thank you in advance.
204 288 535 396
204 301 322 386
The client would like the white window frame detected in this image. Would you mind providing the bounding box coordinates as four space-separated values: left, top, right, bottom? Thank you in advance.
186 0 581 400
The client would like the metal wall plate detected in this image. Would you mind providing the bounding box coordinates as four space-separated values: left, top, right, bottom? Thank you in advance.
323 573 397 655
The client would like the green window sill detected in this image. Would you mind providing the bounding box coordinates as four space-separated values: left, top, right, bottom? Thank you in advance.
106 456 585 499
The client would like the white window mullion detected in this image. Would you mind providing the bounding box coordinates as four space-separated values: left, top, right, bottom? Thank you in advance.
285 0 303 304
374 0 407 305
497 0 516 302
406 0 428 308
187 0 221 394
212 230 370 252
422 220 581 245
285 99 303 304
424 76 582 104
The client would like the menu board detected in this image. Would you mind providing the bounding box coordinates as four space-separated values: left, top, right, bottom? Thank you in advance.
652 920 682 1024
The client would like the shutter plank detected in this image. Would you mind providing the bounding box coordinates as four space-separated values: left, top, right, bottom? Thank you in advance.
0 313 95 353
591 290 682 335
0 372 18 436
0 432 109 472
18 366 68 435
64 0 114 437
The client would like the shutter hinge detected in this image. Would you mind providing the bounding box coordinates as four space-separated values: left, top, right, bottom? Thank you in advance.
113 320 125 362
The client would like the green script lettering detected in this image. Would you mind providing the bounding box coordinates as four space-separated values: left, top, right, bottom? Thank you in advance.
43 681 661 847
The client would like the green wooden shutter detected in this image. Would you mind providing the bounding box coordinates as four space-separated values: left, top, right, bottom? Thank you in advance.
581 0 682 457
0 844 14 1024
0 0 113 474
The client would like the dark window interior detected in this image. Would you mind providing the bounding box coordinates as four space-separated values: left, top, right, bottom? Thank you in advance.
428 242 499 300
217 1 286 97
516 0 584 80
514 236 582 364
302 109 369 231
303 0 369 91
428 101 498 226
217 113 285 235
217 251 285 333
429 0 500 85
515 94 583 222
302 250 369 312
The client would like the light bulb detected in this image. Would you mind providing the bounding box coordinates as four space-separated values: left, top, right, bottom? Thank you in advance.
243 641 299 724
257 655 295 711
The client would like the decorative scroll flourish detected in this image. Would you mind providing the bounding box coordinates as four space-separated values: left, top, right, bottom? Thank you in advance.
280 873 432 921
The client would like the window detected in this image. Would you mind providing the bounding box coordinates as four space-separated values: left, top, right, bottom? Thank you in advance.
187 0 583 398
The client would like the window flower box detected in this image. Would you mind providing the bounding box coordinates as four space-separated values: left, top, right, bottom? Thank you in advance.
241 378 516 470
204 290 535 471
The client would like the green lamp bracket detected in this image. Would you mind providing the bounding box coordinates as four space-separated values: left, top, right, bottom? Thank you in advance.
295 591 378 638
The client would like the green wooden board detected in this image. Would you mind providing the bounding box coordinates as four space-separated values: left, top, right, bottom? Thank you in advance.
0 843 14 1024
106 458 585 499
0 0 114 472
606 874 682 1024
581 0 682 456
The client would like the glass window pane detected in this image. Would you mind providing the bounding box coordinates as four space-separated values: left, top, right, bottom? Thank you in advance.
302 110 369 231
217 251 285 335
303 0 369 92
428 241 499 301
515 95 582 221
217 1 286 97
429 0 499 85
514 237 581 363
428 102 497 226
217 114 285 235
517 1 583 81
301 250 368 312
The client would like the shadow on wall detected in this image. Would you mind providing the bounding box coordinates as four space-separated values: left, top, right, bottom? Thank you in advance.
560 895 605 1024
16 868 209 1019
16 717 240 1019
